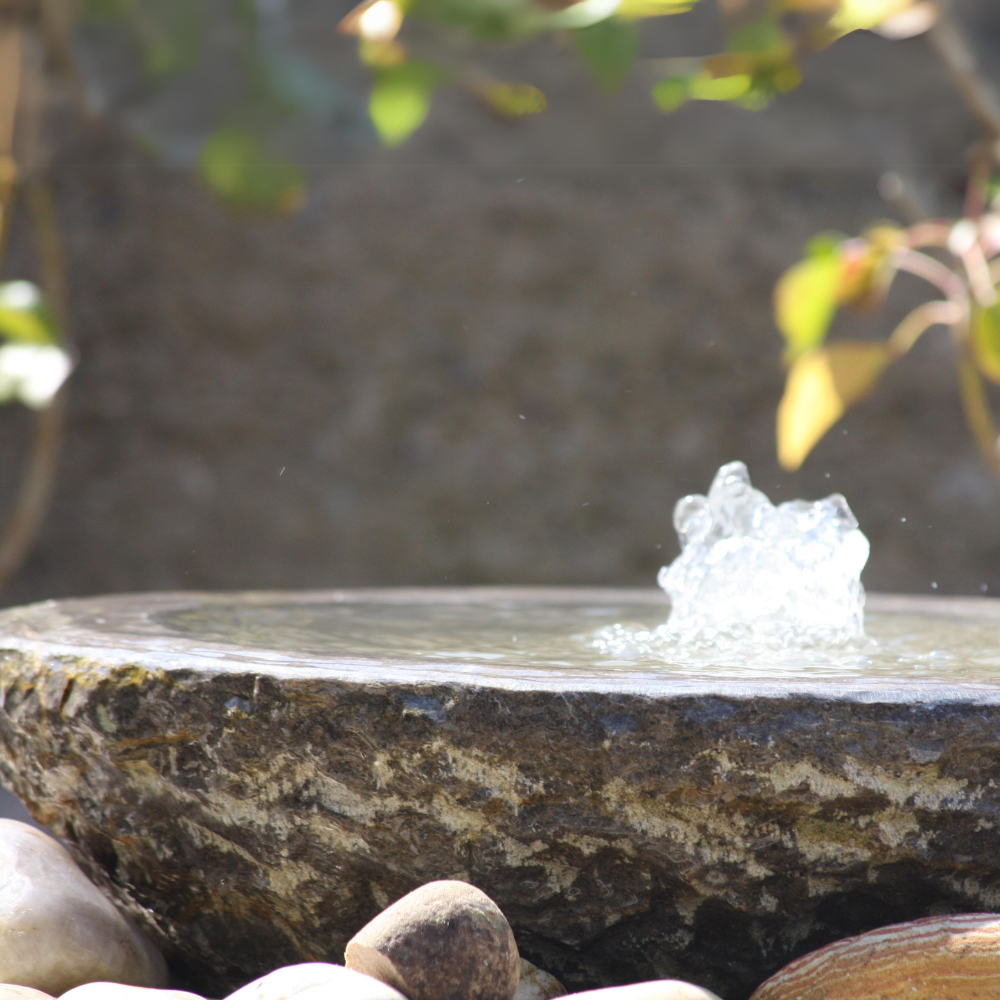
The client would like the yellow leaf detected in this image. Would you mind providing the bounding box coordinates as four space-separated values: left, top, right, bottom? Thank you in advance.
777 342 890 470
617 0 692 17
973 303 1000 384
359 38 407 67
827 225 902 310
688 72 751 101
478 82 547 116
829 0 915 34
0 281 60 345
774 252 843 361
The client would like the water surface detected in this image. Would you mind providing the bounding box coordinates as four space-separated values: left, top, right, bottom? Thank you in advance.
151 598 1000 682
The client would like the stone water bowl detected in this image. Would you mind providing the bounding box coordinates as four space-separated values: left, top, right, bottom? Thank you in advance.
1 588 1000 1000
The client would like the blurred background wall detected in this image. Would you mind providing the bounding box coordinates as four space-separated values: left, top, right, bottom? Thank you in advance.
0 0 997 607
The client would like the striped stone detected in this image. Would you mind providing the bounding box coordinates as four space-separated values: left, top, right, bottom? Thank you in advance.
750 914 1000 1000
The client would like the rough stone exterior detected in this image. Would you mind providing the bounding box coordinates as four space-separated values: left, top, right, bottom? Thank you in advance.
2 592 1000 1000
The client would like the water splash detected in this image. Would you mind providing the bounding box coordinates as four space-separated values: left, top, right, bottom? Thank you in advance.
593 462 870 660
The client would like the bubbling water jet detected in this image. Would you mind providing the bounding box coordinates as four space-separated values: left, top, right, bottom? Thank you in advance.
593 462 870 660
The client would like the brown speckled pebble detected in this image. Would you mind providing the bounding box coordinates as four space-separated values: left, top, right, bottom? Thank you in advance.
563 983 721 1000
345 881 520 1000
224 963 409 1000
59 986 204 1000
0 987 55 1000
513 961 565 1000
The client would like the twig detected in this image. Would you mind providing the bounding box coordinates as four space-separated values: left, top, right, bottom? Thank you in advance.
927 1 1000 141
905 221 953 249
892 246 968 303
0 26 21 257
888 300 962 356
0 8 70 598
960 241 998 306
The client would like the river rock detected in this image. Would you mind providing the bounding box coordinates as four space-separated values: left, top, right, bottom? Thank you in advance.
565 985 721 1000
0 820 167 996
345 881 520 1000
749 913 1000 1000
0 988 55 1000
514 961 565 1000
9 591 1000 999
60 988 203 1000
225 963 409 1000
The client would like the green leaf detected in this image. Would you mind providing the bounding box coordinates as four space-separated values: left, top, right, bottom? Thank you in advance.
132 0 204 79
653 70 757 112
199 128 306 212
0 282 60 346
688 72 751 101
805 231 847 257
727 16 786 53
774 247 844 361
479 82 547 116
986 175 1000 210
652 76 690 112
369 61 442 147
573 19 640 93
973 303 1000 385
777 342 890 470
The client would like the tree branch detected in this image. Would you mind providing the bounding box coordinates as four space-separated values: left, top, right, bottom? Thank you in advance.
888 300 962 356
892 246 969 303
928 0 1000 141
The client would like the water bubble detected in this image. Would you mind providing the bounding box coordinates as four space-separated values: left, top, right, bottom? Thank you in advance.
656 462 869 646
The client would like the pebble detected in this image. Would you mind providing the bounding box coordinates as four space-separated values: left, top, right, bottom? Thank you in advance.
60 988 203 1000
0 820 167 996
749 913 1000 1000
563 983 721 1000
0 988 55 1000
345 880 521 1000
224 963 409 1000
513 961 565 1000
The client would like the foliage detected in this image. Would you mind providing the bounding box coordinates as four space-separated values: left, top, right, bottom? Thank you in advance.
200 128 306 211
773 195 1000 476
573 19 640 94
369 61 447 146
0 282 72 410
74 0 934 181
21 0 1000 494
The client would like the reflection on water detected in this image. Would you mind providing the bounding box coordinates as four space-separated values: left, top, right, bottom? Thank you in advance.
150 600 1000 682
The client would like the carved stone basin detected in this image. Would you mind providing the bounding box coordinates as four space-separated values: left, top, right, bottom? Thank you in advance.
1 588 1000 999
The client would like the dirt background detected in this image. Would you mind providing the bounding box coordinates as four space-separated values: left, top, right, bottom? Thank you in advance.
0 0 998 609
